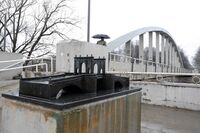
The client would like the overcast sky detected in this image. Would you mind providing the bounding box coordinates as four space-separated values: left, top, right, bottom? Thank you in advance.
70 0 200 61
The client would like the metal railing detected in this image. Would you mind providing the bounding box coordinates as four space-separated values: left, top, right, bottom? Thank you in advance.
107 71 200 84
0 56 54 73
108 52 191 73
0 63 48 72
108 71 200 76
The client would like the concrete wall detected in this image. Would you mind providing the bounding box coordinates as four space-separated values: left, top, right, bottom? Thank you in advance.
131 81 200 111
1 91 141 133
56 40 108 73
0 80 19 131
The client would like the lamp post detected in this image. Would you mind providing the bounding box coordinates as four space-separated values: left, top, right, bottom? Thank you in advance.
3 13 7 51
87 0 91 42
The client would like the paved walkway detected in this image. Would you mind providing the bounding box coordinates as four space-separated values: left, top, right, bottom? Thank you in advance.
141 104 200 133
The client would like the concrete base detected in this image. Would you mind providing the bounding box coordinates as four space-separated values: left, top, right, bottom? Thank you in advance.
0 80 19 132
0 80 19 109
131 81 200 111
1 91 141 133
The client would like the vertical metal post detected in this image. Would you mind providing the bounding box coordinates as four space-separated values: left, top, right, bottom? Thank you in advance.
165 38 169 72
161 35 164 72
148 32 153 61
107 53 110 71
139 34 144 61
139 34 144 72
87 0 91 42
130 41 132 58
155 32 160 72
36 64 38 72
45 63 48 72
50 56 53 73
3 14 7 51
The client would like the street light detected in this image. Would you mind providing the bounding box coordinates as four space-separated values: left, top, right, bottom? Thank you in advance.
87 0 90 42
3 13 7 51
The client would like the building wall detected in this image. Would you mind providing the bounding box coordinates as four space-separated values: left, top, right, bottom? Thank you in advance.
1 91 141 133
56 40 108 73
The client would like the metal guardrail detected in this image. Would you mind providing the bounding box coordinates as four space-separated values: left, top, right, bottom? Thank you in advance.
0 63 48 72
107 71 200 76
108 71 200 84
0 56 53 73
3 61 24 69
108 52 191 73
109 52 171 66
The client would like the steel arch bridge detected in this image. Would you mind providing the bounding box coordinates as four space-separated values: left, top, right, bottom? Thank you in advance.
107 27 190 73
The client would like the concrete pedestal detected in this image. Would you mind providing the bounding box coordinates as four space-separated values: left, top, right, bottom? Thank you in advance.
1 90 141 133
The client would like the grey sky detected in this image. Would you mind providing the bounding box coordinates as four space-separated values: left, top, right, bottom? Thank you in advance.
70 0 200 61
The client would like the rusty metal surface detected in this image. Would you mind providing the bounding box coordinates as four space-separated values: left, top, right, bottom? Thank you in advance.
53 91 141 133
0 107 2 130
58 92 141 133
2 88 140 110
1 91 141 133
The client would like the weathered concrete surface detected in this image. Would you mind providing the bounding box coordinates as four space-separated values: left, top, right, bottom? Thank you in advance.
141 104 200 133
131 81 200 111
0 80 19 105
1 91 141 133
56 39 108 73
0 80 19 108
0 80 19 128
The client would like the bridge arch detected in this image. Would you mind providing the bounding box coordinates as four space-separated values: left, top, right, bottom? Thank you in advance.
74 56 106 74
107 27 186 73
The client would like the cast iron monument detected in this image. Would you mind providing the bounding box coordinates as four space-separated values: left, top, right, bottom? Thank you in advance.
3 56 140 110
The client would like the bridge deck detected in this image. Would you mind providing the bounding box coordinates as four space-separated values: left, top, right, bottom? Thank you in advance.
141 104 200 133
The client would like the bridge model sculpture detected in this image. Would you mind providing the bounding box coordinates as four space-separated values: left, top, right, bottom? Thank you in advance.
1 56 140 110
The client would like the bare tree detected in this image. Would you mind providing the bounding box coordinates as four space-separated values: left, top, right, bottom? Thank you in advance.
0 0 79 57
0 0 10 50
143 47 157 62
177 47 193 70
193 46 200 72
131 40 139 58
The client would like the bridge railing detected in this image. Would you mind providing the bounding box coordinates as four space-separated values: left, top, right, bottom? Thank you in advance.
108 52 190 73
0 56 54 73
0 56 55 79
107 71 200 84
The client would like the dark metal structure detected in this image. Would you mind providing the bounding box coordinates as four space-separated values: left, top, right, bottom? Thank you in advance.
74 56 105 74
92 34 110 46
92 34 110 39
3 56 141 110
19 56 128 99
